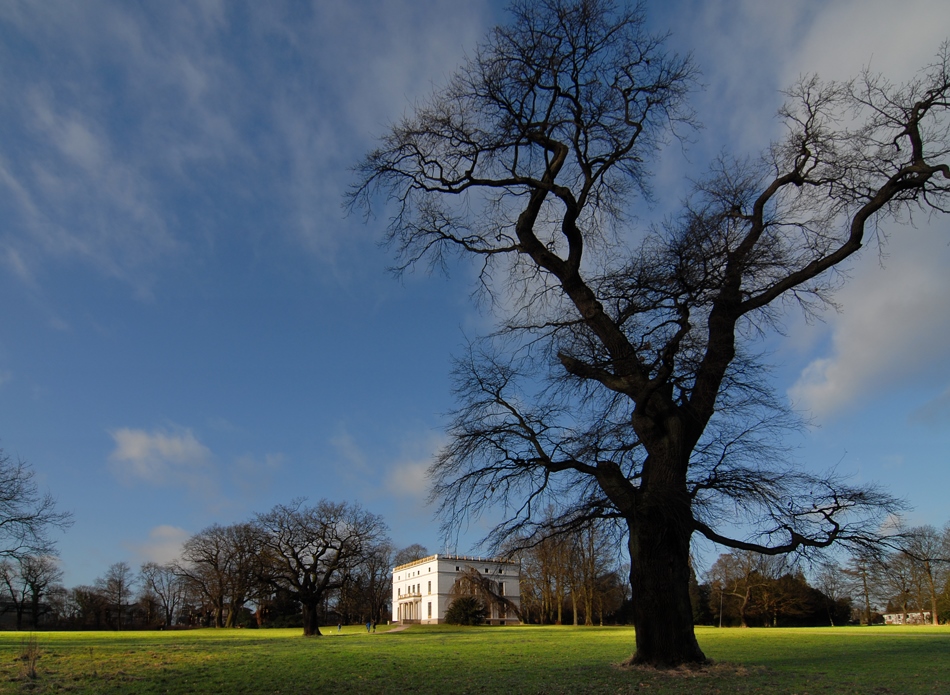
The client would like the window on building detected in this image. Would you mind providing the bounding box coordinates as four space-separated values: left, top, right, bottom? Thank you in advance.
397 588 401 596
427 602 432 618
427 581 431 594
499 582 505 596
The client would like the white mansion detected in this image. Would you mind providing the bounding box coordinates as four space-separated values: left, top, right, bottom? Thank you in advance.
392 554 521 625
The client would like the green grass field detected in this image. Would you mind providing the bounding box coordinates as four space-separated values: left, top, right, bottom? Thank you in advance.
2 624 947 694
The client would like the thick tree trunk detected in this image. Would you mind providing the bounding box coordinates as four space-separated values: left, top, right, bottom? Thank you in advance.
30 595 41 629
625 497 706 667
302 602 323 637
225 598 242 628
925 572 939 626
739 589 751 628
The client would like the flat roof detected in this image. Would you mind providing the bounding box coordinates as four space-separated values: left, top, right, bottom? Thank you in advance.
393 553 519 572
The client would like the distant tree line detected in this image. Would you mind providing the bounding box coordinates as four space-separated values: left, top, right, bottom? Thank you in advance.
698 524 950 627
2 444 949 632
508 516 629 626
0 497 405 636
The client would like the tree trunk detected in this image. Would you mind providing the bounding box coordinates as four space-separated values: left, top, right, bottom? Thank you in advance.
860 572 872 625
625 492 706 667
302 602 323 637
925 568 939 626
213 600 224 628
226 599 242 628
739 588 751 628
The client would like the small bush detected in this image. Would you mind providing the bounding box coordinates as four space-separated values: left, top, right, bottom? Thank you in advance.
444 596 487 625
19 633 40 680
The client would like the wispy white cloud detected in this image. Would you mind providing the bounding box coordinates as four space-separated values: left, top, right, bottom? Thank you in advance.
230 452 283 497
330 428 371 476
108 426 215 493
125 524 191 566
777 4 950 422
788 225 950 418
782 0 950 84
910 385 950 427
0 0 494 300
327 423 442 503
385 459 431 500
382 432 445 502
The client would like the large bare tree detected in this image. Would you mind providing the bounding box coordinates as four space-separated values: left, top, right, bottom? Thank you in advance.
353 0 950 667
255 498 389 636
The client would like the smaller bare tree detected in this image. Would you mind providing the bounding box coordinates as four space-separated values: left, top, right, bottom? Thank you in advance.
96 562 134 630
20 555 62 629
0 449 72 561
140 562 186 628
899 525 949 625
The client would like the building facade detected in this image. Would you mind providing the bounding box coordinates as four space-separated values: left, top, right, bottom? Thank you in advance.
882 611 933 625
392 554 520 625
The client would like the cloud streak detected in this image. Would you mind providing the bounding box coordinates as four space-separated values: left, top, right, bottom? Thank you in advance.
788 226 950 418
125 524 191 566
108 426 215 493
0 0 493 297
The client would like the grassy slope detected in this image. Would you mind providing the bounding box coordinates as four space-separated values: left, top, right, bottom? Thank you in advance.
1 624 948 694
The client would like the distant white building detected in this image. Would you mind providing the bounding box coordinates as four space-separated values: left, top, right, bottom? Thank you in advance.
882 611 932 625
392 554 521 625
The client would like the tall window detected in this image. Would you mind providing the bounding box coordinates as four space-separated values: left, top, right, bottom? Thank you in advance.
427 580 431 594
427 602 432 618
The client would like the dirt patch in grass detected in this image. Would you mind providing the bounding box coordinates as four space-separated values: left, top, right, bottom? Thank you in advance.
616 659 769 679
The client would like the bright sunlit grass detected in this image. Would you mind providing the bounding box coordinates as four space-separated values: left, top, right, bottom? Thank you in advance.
1 624 948 694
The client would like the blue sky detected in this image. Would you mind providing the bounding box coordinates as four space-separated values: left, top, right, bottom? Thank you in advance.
1 0 948 588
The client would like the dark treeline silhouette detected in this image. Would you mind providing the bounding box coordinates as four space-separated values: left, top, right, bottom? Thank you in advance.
1 498 397 635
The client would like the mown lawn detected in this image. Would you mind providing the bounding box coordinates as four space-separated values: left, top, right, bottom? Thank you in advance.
1 624 947 694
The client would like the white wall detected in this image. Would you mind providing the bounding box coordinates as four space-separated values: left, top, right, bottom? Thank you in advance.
391 554 521 624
